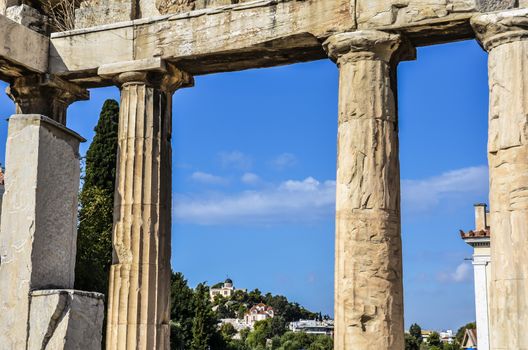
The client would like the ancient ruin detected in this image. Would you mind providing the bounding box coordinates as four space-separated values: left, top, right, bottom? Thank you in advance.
0 0 527 349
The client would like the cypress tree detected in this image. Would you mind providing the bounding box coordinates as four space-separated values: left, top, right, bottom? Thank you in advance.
75 99 119 295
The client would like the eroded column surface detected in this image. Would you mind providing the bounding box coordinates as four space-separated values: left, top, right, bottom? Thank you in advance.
6 74 89 125
472 9 528 349
106 65 192 350
0 115 86 348
324 30 414 350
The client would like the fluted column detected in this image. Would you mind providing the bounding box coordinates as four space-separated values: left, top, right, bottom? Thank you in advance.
105 64 192 350
472 9 528 349
324 30 414 350
7 74 89 125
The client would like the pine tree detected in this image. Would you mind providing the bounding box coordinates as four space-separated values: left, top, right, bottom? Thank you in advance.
75 99 119 295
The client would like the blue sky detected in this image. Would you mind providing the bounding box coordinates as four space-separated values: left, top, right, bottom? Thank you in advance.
0 39 489 331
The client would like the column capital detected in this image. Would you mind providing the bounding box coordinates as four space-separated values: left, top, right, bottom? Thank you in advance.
471 9 528 51
323 30 415 65
98 58 194 92
6 74 89 125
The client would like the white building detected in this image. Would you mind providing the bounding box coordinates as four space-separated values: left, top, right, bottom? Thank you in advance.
209 278 246 300
244 303 274 327
439 329 455 344
289 320 334 336
460 203 491 350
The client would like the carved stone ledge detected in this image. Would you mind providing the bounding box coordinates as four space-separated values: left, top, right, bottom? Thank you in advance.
6 74 89 125
323 30 416 66
99 58 194 92
471 8 528 51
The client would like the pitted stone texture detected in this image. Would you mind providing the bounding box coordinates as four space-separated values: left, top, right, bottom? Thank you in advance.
0 115 84 349
356 0 482 29
324 30 410 350
75 0 135 29
6 4 48 34
105 68 191 350
472 10 528 350
28 289 104 350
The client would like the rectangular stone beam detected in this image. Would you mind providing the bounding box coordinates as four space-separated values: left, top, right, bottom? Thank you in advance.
0 14 48 79
48 0 515 85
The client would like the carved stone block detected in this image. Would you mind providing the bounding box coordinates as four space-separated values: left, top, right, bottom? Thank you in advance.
28 290 104 350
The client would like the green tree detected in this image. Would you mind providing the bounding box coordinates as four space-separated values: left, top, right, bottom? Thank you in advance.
220 323 237 340
191 283 218 350
307 335 333 350
83 99 120 191
410 323 423 344
75 99 119 295
72 99 119 348
405 333 420 350
428 332 443 348
455 322 476 344
170 272 195 350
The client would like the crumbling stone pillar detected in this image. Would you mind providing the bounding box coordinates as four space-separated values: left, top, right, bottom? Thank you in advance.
324 30 414 350
7 74 89 125
100 61 193 350
0 115 103 349
472 9 528 349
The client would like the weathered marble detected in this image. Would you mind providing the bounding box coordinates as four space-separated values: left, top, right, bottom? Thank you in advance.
472 9 528 350
0 114 85 349
324 30 414 350
0 14 48 79
28 289 105 350
7 74 89 125
104 63 192 350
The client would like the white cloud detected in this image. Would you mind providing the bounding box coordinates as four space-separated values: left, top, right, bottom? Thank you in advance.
402 166 488 212
190 172 228 186
438 262 472 283
176 165 488 226
271 153 297 170
241 172 260 185
174 177 336 225
218 151 252 170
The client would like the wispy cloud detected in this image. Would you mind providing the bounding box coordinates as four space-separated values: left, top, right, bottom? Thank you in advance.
174 177 335 225
176 165 488 226
271 153 297 170
218 151 252 170
190 172 228 186
438 262 472 283
402 166 488 212
241 172 260 185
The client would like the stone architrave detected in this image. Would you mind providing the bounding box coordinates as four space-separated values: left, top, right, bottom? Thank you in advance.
6 74 89 125
101 61 193 350
472 9 528 349
324 30 415 350
0 114 85 348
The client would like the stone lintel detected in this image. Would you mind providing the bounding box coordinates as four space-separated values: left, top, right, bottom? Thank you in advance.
98 57 167 78
471 8 528 51
0 14 48 78
323 30 416 66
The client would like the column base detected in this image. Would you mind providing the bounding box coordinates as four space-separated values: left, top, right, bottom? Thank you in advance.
28 289 104 350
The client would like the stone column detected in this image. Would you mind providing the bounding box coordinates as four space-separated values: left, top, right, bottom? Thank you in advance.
0 115 104 349
7 74 89 125
100 61 193 350
472 9 528 349
473 255 491 350
324 30 414 350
